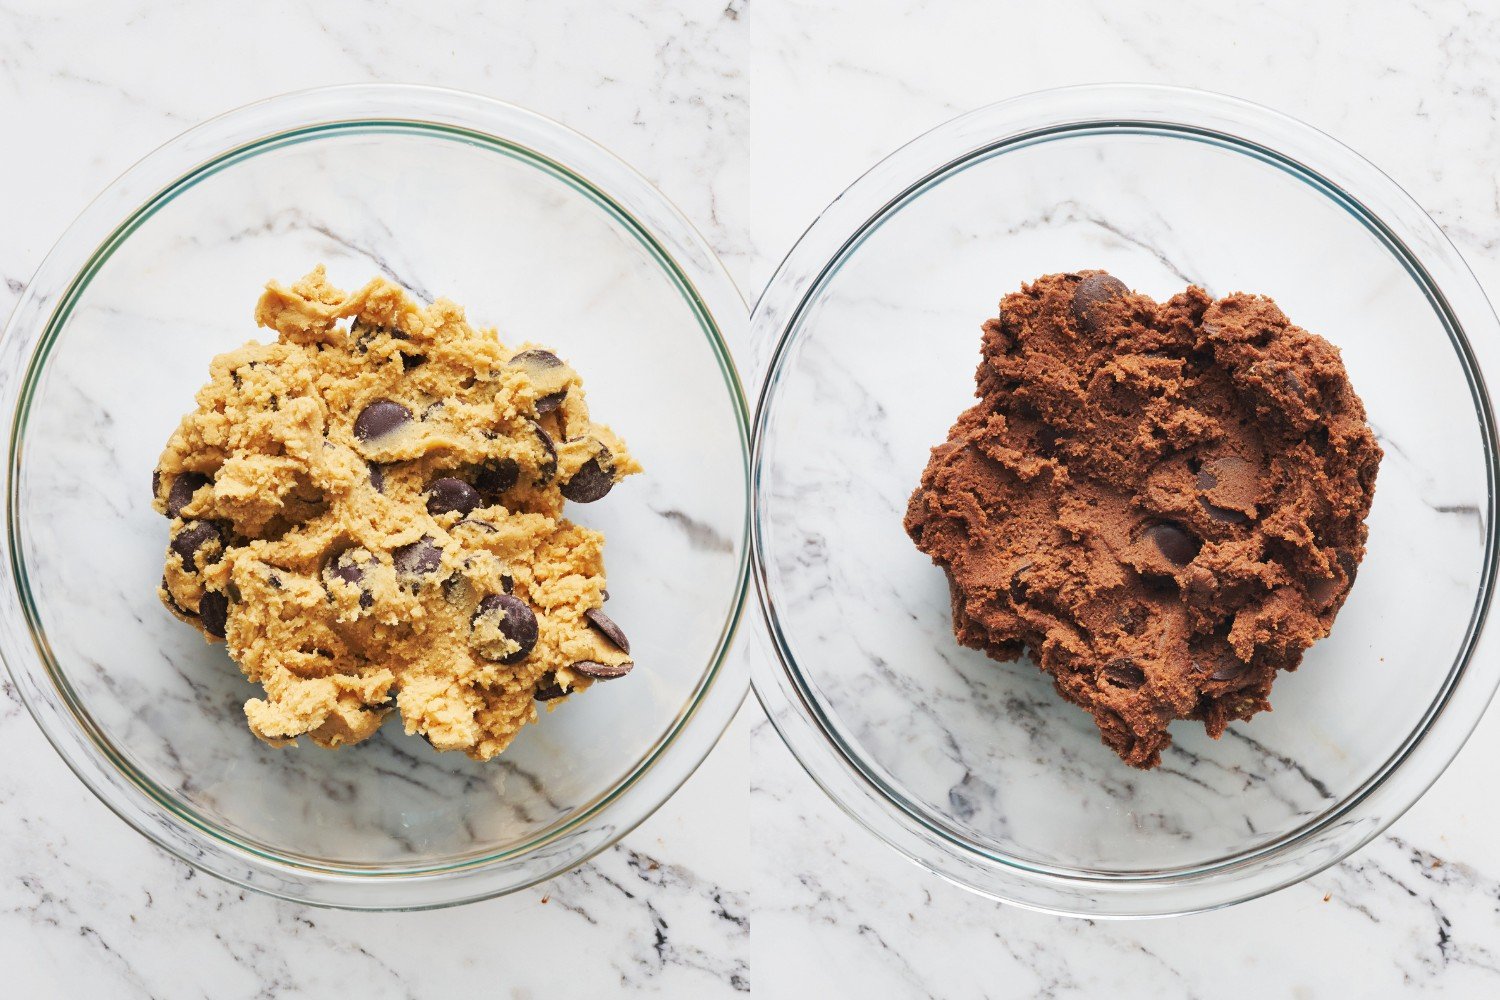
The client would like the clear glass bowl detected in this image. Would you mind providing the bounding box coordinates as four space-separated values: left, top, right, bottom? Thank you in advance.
0 85 750 909
751 85 1500 917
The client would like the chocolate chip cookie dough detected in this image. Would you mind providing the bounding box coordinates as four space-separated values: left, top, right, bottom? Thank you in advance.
154 267 640 760
904 272 1381 769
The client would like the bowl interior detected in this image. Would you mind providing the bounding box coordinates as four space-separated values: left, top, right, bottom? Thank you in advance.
16 123 747 870
756 126 1489 874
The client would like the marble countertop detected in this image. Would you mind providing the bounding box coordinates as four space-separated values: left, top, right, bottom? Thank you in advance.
4 1 1500 997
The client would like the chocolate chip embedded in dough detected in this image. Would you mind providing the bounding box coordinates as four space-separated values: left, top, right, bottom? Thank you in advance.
584 607 630 655
170 520 224 572
152 469 161 505
1070 272 1129 332
474 458 519 496
323 548 375 609
534 672 568 701
368 462 386 493
425 477 482 517
160 576 197 620
1101 658 1146 689
1144 521 1200 565
471 593 538 664
400 353 427 371
393 536 443 577
166 472 211 518
527 419 558 484
199 590 229 638
510 349 563 371
1199 499 1252 525
536 390 566 413
561 455 615 503
572 659 634 679
353 400 413 443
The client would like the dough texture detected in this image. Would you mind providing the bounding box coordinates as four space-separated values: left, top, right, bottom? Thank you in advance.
155 267 639 760
904 272 1381 769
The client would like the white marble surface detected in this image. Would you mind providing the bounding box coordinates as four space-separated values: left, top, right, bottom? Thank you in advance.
3 0 1500 997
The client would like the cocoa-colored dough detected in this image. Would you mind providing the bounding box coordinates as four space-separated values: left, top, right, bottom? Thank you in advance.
154 267 640 760
904 272 1381 769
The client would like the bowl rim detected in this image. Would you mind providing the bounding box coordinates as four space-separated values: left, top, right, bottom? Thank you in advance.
749 82 1500 918
0 83 752 910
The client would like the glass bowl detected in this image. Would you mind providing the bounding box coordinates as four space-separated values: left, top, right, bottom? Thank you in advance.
0 85 750 909
750 85 1500 917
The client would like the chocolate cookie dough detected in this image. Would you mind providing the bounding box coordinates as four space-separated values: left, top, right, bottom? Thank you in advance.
904 272 1380 769
154 267 640 760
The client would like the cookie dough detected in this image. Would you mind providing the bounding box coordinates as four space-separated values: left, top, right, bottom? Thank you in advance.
154 267 641 760
904 272 1381 769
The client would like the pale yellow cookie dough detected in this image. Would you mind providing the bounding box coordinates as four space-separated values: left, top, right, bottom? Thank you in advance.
154 267 640 760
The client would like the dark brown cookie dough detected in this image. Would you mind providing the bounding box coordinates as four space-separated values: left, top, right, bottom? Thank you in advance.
904 272 1381 769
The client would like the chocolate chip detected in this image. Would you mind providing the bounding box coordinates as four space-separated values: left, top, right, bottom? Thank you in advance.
1337 549 1358 583
534 672 568 701
152 469 161 503
471 593 538 663
353 400 412 442
572 659 634 679
425 477 481 517
456 518 497 532
1070 272 1129 332
1199 499 1251 525
160 576 196 619
601 589 610 602
199 590 229 638
511 349 563 370
324 548 374 608
528 419 558 484
400 353 427 371
368 462 386 493
1211 659 1248 681
1144 521 1200 565
536 390 566 413
1007 562 1033 601
474 458 519 496
1101 658 1146 689
561 456 614 503
166 472 210 518
393 536 443 577
584 607 630 654
170 520 223 572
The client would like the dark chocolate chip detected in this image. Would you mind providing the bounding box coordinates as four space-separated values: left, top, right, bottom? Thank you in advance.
536 390 566 413
1101 658 1146 689
199 590 229 638
393 536 443 577
528 420 558 484
1199 499 1251 525
1070 272 1129 332
1008 562 1033 602
534 672 568 701
368 462 386 493
170 520 223 572
166 472 211 518
474 458 520 496
353 400 413 442
456 518 497 533
1336 549 1358 583
324 548 374 608
160 576 197 619
1144 521 1200 565
601 589 610 602
584 607 630 654
400 353 427 371
510 349 563 370
425 477 482 517
1211 659 1249 681
561 456 614 503
152 469 162 504
472 593 538 664
572 659 634 679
